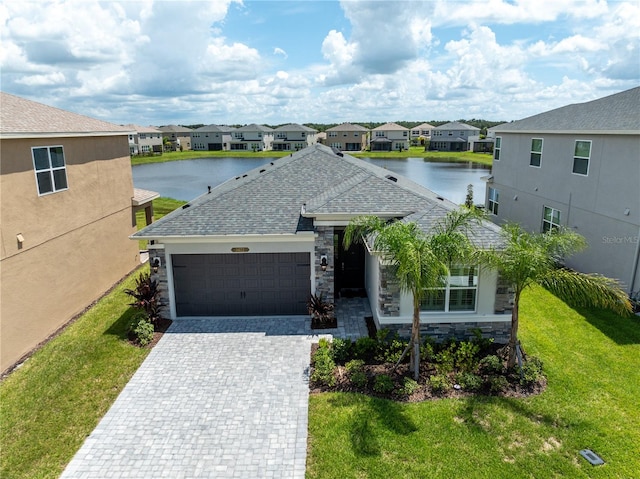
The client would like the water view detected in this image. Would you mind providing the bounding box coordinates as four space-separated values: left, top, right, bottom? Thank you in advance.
132 156 491 205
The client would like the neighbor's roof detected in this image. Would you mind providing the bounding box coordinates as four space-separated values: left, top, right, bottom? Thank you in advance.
326 123 368 132
433 121 480 131
158 124 193 133
133 143 503 248
124 124 163 134
193 124 235 133
411 123 435 130
235 123 275 132
494 87 640 134
0 92 131 139
372 122 409 131
273 123 317 133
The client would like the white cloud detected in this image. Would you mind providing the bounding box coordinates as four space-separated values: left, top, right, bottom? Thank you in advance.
15 71 66 86
273 47 288 59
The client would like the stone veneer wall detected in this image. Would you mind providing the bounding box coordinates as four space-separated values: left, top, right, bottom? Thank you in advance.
314 226 335 303
378 264 400 316
383 321 510 344
148 246 170 310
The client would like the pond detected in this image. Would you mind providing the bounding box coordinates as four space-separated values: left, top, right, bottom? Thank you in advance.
132 156 490 205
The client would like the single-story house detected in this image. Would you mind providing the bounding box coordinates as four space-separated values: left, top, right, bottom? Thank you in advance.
133 144 511 341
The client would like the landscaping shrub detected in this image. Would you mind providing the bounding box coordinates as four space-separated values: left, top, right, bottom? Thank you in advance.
377 337 408 364
420 337 435 361
124 272 164 326
488 375 509 394
350 371 368 388
399 377 420 396
312 344 336 387
428 374 451 393
434 346 455 375
130 315 154 347
345 359 365 374
330 337 353 364
471 328 495 354
455 372 483 392
353 337 378 362
454 341 481 373
373 374 394 394
478 355 504 376
518 356 544 387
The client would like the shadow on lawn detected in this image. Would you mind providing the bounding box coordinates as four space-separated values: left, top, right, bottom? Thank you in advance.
581 307 640 346
328 393 418 457
104 307 138 341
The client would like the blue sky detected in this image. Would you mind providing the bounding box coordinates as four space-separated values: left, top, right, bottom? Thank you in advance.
1 0 638 126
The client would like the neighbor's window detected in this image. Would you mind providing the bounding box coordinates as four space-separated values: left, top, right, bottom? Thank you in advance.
32 146 68 195
530 138 543 167
494 136 501 160
573 140 591 175
488 187 499 215
329 132 337 137
542 206 561 232
421 265 478 312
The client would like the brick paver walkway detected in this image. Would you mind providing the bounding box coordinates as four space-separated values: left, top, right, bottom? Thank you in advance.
60 302 369 479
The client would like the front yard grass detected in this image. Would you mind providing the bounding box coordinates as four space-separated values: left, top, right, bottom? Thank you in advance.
307 285 640 478
0 271 149 479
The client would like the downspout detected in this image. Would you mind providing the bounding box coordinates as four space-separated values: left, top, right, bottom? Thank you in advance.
629 225 640 294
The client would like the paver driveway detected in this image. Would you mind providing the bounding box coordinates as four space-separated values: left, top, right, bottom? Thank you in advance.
61 317 316 479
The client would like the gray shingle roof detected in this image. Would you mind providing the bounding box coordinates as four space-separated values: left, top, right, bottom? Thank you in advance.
158 125 193 133
274 123 317 133
326 123 368 132
495 86 640 133
1 92 130 137
193 124 235 133
235 124 274 132
433 121 480 131
133 143 502 247
372 122 409 131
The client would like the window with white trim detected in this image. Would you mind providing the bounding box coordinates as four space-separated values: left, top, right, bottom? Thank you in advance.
572 140 591 175
420 265 478 312
542 206 561 232
329 131 337 137
530 138 543 167
494 136 501 160
32 146 68 195
488 187 499 215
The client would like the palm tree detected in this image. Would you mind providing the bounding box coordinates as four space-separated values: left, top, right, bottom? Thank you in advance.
344 208 480 380
481 223 632 368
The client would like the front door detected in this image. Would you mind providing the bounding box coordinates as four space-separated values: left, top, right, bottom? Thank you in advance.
335 229 365 296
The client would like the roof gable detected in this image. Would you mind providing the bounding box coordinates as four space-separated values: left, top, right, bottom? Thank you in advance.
434 121 480 131
373 122 409 131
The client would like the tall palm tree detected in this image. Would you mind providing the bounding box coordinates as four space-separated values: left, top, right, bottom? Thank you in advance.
481 223 632 368
344 208 479 380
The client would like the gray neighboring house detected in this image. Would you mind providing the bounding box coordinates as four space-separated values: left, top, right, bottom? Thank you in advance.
133 143 511 341
370 122 410 151
191 124 235 151
486 86 640 293
429 121 480 151
125 124 163 155
159 125 193 151
325 123 368 151
272 123 317 151
229 124 274 151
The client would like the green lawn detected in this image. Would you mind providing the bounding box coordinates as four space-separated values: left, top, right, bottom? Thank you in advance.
307 285 640 479
0 272 149 479
131 147 493 166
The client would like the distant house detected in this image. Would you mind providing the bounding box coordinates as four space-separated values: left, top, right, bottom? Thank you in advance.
125 124 164 155
429 121 480 151
229 124 275 151
410 122 435 146
191 124 235 151
486 86 640 293
0 92 150 373
272 124 317 151
468 135 495 153
325 123 368 151
133 144 511 342
158 124 192 151
370 122 410 151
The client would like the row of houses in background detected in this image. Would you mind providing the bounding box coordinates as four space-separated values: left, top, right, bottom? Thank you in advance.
127 121 495 154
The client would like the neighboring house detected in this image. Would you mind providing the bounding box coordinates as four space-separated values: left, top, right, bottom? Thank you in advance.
429 121 480 151
191 124 235 151
410 122 435 146
468 135 495 153
370 122 410 151
0 92 151 373
229 124 274 151
485 86 640 293
133 143 511 342
325 123 368 151
272 124 317 151
159 125 192 151
125 124 164 155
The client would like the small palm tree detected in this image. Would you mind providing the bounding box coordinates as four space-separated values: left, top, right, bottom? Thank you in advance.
481 223 632 368
344 208 480 379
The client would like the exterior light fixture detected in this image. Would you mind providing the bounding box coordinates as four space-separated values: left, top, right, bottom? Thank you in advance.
151 257 161 274
320 255 328 272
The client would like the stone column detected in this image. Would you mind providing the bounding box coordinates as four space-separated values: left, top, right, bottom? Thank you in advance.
314 226 335 303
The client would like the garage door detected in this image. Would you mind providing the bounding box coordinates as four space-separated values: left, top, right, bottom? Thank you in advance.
172 253 311 316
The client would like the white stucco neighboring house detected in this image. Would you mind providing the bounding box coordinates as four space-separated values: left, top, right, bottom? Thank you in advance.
272 123 317 151
132 144 512 342
229 124 275 151
370 122 410 151
125 124 163 155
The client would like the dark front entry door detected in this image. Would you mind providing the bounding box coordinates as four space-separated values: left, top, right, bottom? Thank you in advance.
335 229 365 295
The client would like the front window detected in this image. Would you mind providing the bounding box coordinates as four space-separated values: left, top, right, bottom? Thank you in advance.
530 138 543 167
542 206 561 232
421 265 478 312
403 131 408 136
573 140 591 175
376 131 385 137
329 132 337 137
494 136 501 160
32 146 68 195
488 187 499 215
